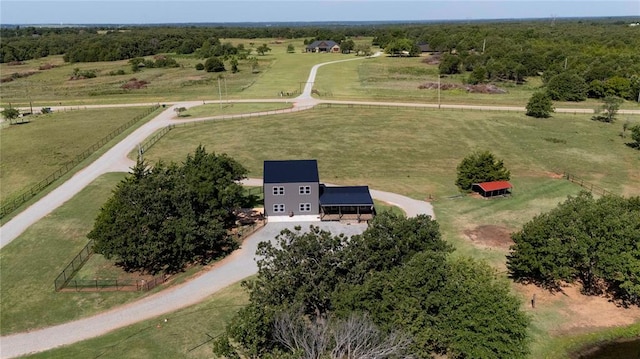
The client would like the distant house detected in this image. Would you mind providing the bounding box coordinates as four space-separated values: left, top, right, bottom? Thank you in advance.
263 160 375 222
472 181 513 198
418 43 435 53
306 40 340 53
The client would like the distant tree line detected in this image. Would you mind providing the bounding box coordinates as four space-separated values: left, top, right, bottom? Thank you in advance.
2 19 639 101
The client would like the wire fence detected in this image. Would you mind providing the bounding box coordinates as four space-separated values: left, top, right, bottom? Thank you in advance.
54 239 95 291
1 105 160 219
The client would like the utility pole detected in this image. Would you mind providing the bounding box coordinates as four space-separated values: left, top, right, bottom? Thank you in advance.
217 76 222 109
438 74 441 109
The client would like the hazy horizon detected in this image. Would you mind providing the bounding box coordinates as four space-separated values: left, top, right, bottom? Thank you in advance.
1 1 639 26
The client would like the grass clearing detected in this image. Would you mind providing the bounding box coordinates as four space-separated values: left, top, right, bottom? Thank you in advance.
25 281 249 359
178 102 293 118
0 172 148 335
0 106 157 204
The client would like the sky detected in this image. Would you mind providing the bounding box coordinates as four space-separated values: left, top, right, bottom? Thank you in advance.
1 0 639 25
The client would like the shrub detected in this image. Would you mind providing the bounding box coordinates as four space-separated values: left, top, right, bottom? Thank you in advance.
455 150 510 192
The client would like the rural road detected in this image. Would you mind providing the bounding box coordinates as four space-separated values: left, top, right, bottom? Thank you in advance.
1 50 637 357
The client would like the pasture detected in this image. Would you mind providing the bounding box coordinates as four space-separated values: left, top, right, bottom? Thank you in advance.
0 106 158 205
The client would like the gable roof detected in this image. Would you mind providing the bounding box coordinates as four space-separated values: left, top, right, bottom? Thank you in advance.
263 160 319 184
320 185 374 206
306 40 339 49
474 181 512 192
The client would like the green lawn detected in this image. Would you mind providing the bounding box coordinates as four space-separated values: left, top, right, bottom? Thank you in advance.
178 102 293 118
25 281 249 359
0 172 148 335
0 106 157 204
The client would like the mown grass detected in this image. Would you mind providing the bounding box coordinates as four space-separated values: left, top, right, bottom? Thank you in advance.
0 106 156 204
142 106 640 198
0 172 149 335
25 281 249 359
178 102 293 119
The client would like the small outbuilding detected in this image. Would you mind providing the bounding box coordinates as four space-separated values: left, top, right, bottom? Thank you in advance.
472 181 512 198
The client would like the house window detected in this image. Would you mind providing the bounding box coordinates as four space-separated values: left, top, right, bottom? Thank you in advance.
273 204 285 213
272 186 284 195
299 186 311 195
299 203 311 212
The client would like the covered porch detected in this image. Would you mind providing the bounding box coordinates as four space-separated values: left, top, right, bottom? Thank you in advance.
319 185 375 222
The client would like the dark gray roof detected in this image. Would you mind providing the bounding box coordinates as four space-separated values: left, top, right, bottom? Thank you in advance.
263 160 319 184
320 185 374 206
306 40 339 49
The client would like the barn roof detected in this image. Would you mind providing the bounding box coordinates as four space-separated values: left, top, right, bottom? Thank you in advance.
474 181 513 192
320 185 374 206
263 160 319 184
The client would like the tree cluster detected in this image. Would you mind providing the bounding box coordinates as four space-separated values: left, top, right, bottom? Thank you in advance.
88 146 251 274
455 150 511 192
507 192 640 305
214 212 530 358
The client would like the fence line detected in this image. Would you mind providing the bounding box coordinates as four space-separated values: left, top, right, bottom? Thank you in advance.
1 105 160 219
54 239 95 291
138 124 174 156
562 171 613 196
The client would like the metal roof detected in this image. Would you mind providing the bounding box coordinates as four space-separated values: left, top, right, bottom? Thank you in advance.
306 40 339 49
319 185 374 206
474 181 513 192
263 160 319 184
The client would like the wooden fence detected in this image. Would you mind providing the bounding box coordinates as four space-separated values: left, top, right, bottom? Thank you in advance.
1 105 160 219
563 171 613 196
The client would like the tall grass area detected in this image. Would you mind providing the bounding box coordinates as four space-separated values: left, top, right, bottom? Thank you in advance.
0 107 156 204
25 282 249 359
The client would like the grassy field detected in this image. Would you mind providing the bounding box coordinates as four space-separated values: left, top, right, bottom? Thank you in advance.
0 172 149 335
178 102 293 118
25 281 249 359
4 40 638 110
0 106 157 204
141 106 640 198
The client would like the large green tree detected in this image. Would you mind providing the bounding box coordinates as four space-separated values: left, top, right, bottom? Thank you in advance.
204 56 225 72
1 107 20 124
88 146 248 274
455 150 511 192
507 192 640 304
215 213 529 358
546 72 588 101
526 91 554 118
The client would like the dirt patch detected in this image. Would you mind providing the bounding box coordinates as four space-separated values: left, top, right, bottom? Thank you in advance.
463 225 514 249
418 82 507 94
516 283 640 335
121 78 149 90
545 171 565 179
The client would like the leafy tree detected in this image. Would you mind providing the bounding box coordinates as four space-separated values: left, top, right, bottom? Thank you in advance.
384 38 419 56
592 95 622 123
526 91 554 118
88 146 248 274
507 192 640 305
286 44 295 53
455 150 511 192
174 107 186 117
1 107 20 124
439 53 461 75
355 43 372 56
631 124 640 146
467 66 486 85
204 56 225 72
230 57 239 73
546 72 587 101
340 39 355 54
256 43 271 56
195 62 204 71
248 57 259 73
